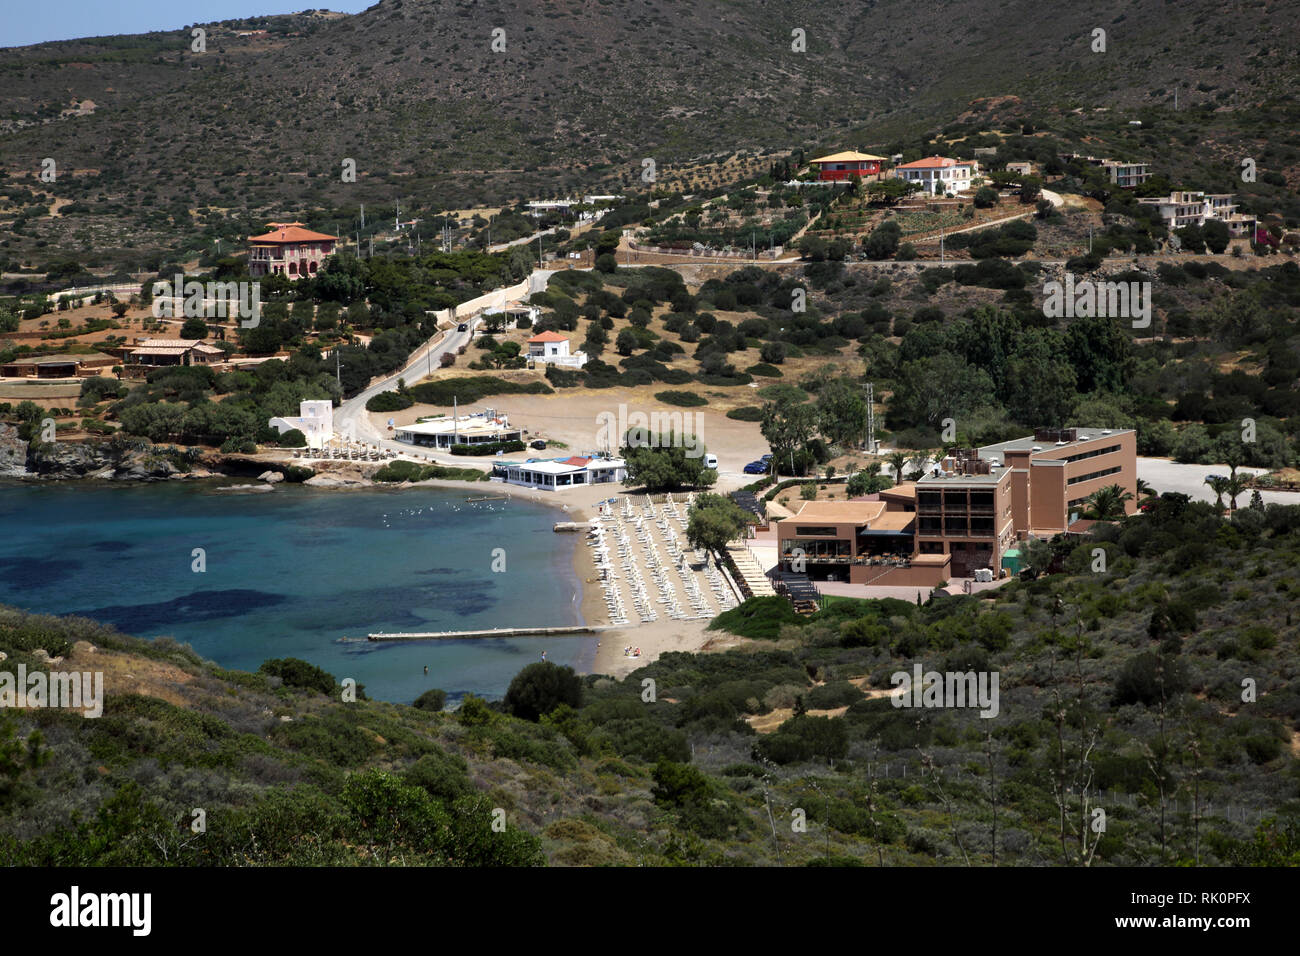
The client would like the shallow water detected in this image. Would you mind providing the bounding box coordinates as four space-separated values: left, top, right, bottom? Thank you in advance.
0 481 591 704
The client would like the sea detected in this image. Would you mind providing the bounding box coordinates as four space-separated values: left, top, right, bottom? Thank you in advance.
0 481 592 704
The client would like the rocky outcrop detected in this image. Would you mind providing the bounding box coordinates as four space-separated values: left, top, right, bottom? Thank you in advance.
0 423 28 477
26 436 180 481
303 473 372 488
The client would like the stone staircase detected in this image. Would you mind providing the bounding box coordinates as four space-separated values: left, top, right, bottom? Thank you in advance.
725 543 776 598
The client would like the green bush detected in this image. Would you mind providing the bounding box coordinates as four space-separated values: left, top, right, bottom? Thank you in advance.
413 688 448 712
654 390 707 407
503 662 584 721
259 657 338 695
365 391 414 413
409 377 552 406
404 748 472 802
709 597 802 639
448 439 525 456
372 460 487 482
726 405 765 421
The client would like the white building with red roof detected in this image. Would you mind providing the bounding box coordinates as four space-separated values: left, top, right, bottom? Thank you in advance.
247 222 338 279
893 156 977 196
498 455 627 490
527 330 587 368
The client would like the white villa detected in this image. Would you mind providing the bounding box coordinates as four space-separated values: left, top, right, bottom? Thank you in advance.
893 156 976 195
527 331 588 368
269 400 334 448
498 455 627 490
1137 191 1259 240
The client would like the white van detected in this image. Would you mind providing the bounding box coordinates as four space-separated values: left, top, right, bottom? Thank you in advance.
704 454 718 469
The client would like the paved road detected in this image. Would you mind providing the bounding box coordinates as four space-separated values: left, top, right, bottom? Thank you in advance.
333 316 484 454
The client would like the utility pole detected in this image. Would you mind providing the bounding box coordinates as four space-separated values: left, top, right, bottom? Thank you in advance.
360 203 365 232
334 350 344 390
940 227 945 264
865 382 876 454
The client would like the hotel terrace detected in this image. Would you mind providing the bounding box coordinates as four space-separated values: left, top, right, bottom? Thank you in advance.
778 427 1138 587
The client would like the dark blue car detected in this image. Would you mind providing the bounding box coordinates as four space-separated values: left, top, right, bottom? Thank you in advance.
743 455 772 474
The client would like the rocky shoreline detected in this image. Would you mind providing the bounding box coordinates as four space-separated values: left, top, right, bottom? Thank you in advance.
0 424 388 487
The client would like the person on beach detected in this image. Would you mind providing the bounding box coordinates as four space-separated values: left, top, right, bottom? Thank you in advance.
424 665 428 675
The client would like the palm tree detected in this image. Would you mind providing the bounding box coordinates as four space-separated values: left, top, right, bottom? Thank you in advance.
1223 473 1248 511
1083 483 1134 521
886 451 908 483
1203 475 1229 512
1136 478 1156 502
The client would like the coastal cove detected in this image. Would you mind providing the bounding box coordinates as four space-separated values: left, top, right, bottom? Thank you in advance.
0 480 593 704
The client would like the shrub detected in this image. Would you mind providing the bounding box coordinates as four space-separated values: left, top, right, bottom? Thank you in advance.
1113 653 1187 706
259 657 338 695
709 597 802 639
503 662 584 721
654 390 707 407
404 748 472 802
726 405 765 421
449 439 525 456
413 689 448 712
366 391 414 413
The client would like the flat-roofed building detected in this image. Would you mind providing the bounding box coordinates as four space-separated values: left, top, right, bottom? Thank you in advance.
1136 191 1257 240
268 399 334 448
1102 160 1152 188
776 499 934 586
915 454 1016 580
977 427 1138 537
777 426 1138 589
0 352 116 378
497 455 627 490
394 412 522 449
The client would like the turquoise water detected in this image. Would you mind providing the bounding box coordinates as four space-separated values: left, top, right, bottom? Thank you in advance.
0 481 591 704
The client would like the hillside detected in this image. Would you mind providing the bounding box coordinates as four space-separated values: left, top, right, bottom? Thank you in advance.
1 0 1297 270
2 493 1299 866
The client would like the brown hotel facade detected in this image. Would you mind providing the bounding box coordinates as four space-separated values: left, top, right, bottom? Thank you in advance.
778 427 1138 587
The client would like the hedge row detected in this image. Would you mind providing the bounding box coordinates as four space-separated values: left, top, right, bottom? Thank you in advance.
449 440 526 456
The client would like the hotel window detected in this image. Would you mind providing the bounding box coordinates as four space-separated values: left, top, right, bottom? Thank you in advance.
795 526 838 537
1061 443 1122 464
1067 465 1123 486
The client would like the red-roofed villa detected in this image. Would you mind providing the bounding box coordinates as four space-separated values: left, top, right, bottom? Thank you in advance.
247 222 338 278
527 330 587 368
893 156 977 195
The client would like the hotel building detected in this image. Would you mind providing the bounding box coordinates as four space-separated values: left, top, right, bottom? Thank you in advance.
778 427 1138 587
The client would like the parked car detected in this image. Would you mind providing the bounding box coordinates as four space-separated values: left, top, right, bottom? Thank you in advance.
457 323 468 332
743 459 769 474
529 439 547 450
703 453 718 469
